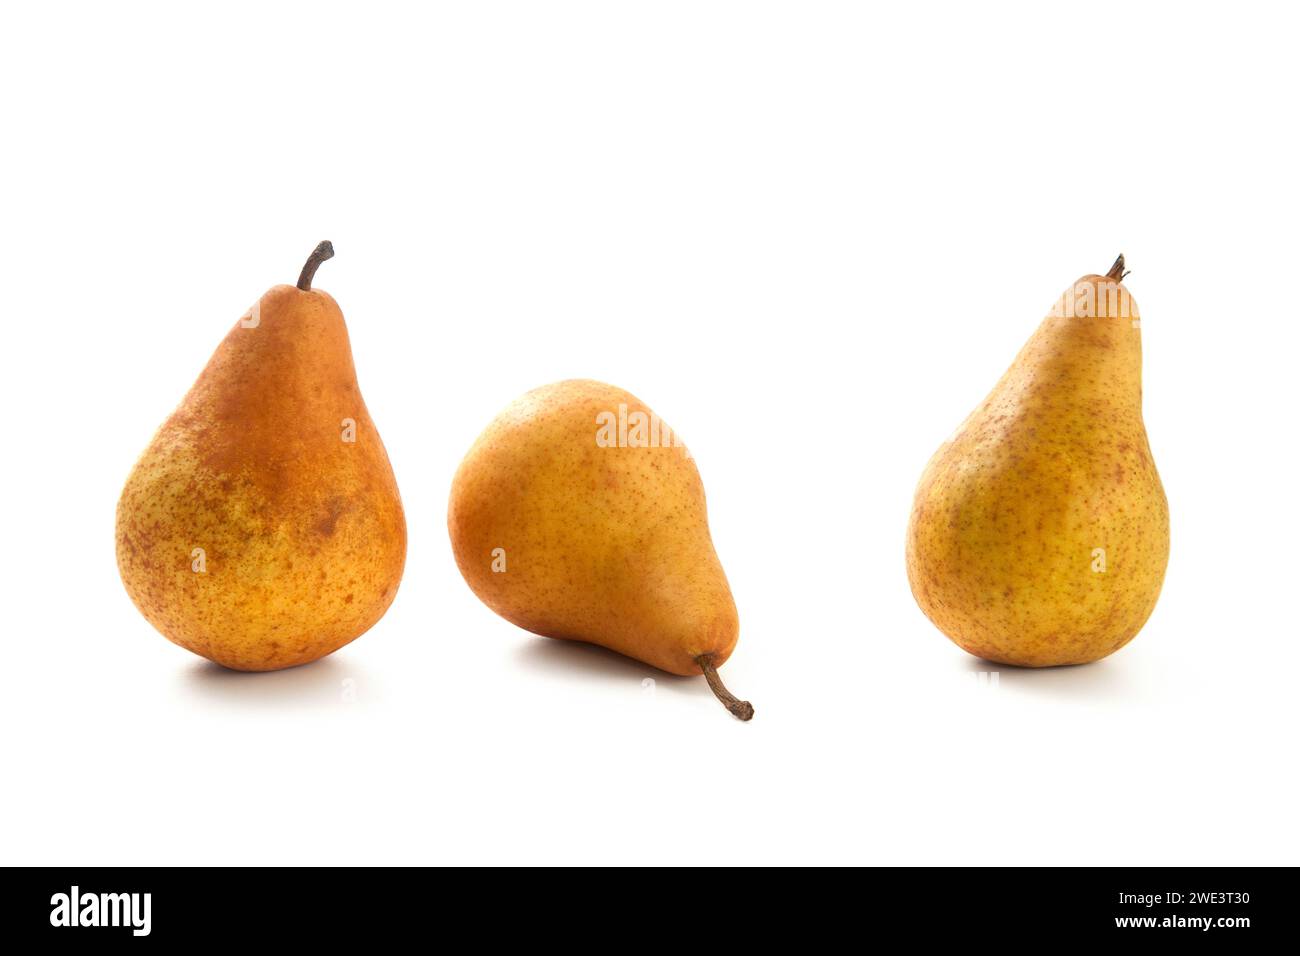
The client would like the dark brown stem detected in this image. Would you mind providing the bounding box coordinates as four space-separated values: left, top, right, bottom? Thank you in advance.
297 241 335 291
696 654 754 721
1106 253 1127 281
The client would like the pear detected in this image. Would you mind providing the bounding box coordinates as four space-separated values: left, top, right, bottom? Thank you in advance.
906 256 1169 666
448 379 752 719
115 242 407 670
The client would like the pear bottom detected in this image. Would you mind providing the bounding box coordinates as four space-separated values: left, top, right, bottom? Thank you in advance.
905 524 1167 668
116 448 405 672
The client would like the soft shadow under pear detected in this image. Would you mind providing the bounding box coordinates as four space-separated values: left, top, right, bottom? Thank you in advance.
959 654 1135 700
183 654 373 710
515 637 715 704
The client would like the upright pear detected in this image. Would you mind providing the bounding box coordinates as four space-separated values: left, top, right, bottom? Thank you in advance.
116 242 407 670
448 379 752 719
906 256 1169 666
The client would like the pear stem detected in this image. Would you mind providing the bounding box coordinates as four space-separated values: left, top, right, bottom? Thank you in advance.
696 654 754 721
297 241 335 291
1106 253 1127 281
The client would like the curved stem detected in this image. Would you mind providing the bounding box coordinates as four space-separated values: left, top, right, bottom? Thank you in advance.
696 654 754 721
297 240 335 291
1106 253 1126 281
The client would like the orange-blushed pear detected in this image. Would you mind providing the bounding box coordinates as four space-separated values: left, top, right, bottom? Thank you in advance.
448 379 753 719
116 242 407 670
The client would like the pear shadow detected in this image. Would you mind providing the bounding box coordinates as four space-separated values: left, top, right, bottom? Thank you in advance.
182 653 373 710
514 637 711 703
958 654 1135 700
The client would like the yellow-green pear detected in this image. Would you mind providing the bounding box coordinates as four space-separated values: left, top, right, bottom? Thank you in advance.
115 242 407 670
906 256 1169 666
448 379 752 719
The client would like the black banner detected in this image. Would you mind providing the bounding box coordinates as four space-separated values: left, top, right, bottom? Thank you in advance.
6 867 1290 944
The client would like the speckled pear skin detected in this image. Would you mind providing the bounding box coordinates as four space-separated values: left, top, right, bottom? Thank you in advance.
115 281 406 671
906 266 1169 666
448 379 738 677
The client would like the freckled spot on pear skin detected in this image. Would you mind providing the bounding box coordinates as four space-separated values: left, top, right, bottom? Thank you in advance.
313 497 349 537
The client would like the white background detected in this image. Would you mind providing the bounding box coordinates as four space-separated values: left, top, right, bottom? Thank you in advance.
2 2 1297 866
